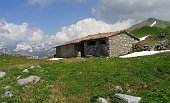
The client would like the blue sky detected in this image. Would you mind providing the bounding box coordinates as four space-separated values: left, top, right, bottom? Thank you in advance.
0 0 96 35
1 0 170 36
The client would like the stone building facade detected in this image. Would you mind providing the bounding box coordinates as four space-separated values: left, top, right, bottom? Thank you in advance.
55 30 139 58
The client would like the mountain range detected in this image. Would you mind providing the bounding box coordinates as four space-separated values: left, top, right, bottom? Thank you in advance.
127 18 170 32
0 18 170 57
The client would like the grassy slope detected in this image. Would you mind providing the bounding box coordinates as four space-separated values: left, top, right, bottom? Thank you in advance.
127 18 170 32
131 26 170 38
131 26 170 46
0 53 170 103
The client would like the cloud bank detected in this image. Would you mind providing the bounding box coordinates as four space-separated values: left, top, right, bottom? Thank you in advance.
92 0 170 22
0 18 134 52
0 19 45 43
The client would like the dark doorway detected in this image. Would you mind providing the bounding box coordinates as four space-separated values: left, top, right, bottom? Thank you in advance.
75 43 85 57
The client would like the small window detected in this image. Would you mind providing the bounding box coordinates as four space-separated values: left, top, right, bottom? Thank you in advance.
87 41 96 45
99 40 106 44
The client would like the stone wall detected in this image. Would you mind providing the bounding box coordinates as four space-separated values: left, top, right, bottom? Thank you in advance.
56 44 76 58
108 33 138 57
84 38 109 57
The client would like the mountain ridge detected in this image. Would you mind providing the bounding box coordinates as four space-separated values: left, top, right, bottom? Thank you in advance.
127 18 170 32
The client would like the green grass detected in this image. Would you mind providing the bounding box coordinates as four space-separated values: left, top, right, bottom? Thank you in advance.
0 53 170 103
131 26 170 47
131 26 170 38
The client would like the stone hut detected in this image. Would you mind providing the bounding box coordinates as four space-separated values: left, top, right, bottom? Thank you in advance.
55 30 139 58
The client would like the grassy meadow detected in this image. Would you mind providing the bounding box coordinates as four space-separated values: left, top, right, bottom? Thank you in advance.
0 53 170 103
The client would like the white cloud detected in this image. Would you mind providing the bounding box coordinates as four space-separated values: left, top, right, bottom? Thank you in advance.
92 0 170 22
0 18 135 52
27 0 53 6
51 18 135 44
0 19 45 42
29 30 44 41
15 43 33 52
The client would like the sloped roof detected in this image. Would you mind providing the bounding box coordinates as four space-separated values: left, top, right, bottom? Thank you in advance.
55 30 139 47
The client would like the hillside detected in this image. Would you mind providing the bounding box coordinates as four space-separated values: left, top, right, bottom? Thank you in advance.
0 53 170 102
131 26 170 38
127 18 170 32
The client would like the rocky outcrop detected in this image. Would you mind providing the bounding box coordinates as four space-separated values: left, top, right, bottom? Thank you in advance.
133 39 170 52
151 39 170 50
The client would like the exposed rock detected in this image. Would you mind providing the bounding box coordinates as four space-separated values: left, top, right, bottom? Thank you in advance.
16 75 22 79
28 66 34 69
83 59 87 62
127 89 132 93
17 75 40 85
98 97 108 103
115 93 141 103
133 39 170 52
4 86 11 90
23 69 29 73
0 71 6 78
37 65 42 68
159 32 166 38
115 86 123 92
4 91 13 98
151 39 170 50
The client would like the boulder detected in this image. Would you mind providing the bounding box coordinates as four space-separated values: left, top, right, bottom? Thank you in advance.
0 71 6 78
152 39 170 50
115 93 141 103
17 75 40 85
23 69 29 73
115 86 123 92
4 91 13 98
98 97 108 103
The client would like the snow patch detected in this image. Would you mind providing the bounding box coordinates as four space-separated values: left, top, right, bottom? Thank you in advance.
49 58 63 61
120 50 170 58
150 21 157 27
140 35 150 41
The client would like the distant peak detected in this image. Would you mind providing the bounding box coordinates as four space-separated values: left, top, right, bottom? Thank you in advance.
148 17 156 20
146 18 158 21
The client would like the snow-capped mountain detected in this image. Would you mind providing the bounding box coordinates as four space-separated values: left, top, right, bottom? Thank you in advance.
14 41 56 57
127 18 170 32
0 41 56 57
0 19 56 57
